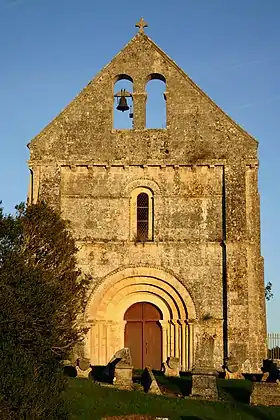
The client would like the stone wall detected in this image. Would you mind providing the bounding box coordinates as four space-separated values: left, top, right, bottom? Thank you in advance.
27 30 267 372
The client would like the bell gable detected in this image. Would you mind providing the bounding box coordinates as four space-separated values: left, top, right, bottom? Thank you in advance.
28 26 258 165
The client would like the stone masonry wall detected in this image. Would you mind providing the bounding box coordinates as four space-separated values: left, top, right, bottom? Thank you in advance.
27 30 267 371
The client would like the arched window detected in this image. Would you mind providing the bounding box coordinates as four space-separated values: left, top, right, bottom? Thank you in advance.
146 73 166 129
113 74 133 129
137 193 149 241
130 187 154 242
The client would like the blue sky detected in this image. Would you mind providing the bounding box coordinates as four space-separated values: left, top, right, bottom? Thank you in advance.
0 0 279 331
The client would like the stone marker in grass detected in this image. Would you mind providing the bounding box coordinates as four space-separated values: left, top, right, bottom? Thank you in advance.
190 332 219 400
250 382 280 406
163 357 180 377
75 358 92 379
142 367 162 395
103 347 133 389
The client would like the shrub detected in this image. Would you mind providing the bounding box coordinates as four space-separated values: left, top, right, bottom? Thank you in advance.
0 202 90 419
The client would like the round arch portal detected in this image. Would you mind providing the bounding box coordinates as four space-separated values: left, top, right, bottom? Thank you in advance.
84 267 196 371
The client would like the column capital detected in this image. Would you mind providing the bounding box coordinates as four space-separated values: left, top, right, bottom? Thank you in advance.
159 320 169 327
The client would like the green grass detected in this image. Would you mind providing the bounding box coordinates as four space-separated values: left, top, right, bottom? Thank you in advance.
64 378 280 420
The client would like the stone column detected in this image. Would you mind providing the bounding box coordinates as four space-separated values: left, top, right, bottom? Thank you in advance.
166 321 171 358
175 320 180 358
179 320 186 370
159 321 169 362
119 320 127 350
132 92 147 130
185 321 189 370
188 321 194 370
169 320 175 357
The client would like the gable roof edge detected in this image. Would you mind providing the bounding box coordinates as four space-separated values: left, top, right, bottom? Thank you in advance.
28 34 141 148
142 34 258 145
28 32 258 148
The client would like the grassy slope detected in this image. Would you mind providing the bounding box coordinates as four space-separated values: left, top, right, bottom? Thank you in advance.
64 378 280 420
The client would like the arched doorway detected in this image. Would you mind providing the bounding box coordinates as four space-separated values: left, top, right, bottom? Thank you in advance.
124 302 162 369
85 267 197 369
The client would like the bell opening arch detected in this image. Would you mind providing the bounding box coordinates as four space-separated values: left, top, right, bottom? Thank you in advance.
113 74 134 130
84 266 196 371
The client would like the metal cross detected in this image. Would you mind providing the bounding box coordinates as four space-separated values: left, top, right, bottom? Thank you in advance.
135 17 148 34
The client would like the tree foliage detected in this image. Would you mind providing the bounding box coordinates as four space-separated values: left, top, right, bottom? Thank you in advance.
265 281 273 301
0 201 90 419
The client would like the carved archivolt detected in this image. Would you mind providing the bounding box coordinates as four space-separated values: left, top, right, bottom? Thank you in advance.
86 266 195 322
123 178 161 197
84 266 196 369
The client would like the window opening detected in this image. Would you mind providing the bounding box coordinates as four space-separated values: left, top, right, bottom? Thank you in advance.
146 74 166 128
114 75 133 129
137 193 149 241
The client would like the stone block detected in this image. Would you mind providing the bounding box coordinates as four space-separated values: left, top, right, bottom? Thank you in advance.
250 383 280 406
191 367 219 400
163 357 180 377
114 362 133 388
75 366 92 379
109 347 133 366
142 367 161 395
224 368 244 380
77 357 91 371
103 348 133 388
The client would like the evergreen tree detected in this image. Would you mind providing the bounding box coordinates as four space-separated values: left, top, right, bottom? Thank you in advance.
0 202 90 419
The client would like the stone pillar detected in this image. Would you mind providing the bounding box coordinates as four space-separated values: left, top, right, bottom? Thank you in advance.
185 321 189 370
166 321 171 358
179 320 186 371
175 320 180 358
164 91 169 129
191 331 219 400
132 92 147 130
119 320 127 350
170 320 175 357
159 321 169 363
188 321 194 370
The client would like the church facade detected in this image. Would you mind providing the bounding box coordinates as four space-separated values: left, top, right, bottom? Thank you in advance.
27 20 267 372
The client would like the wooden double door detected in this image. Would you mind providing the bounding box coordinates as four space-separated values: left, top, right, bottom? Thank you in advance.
124 302 162 370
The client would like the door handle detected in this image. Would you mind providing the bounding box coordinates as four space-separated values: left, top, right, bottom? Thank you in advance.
145 342 148 354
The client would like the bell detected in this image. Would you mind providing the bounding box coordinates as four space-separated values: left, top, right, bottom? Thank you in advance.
116 95 129 112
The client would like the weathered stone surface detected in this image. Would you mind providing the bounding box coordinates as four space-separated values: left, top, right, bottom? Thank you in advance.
114 364 133 389
224 353 244 379
250 383 280 406
27 20 267 373
163 357 180 377
226 354 240 373
191 331 219 400
77 357 91 371
273 359 280 369
191 368 219 400
142 367 161 395
109 348 133 367
261 372 269 382
224 368 244 380
103 348 133 388
75 366 92 379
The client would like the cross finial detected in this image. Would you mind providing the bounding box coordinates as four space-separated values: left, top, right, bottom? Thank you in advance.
136 17 148 34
